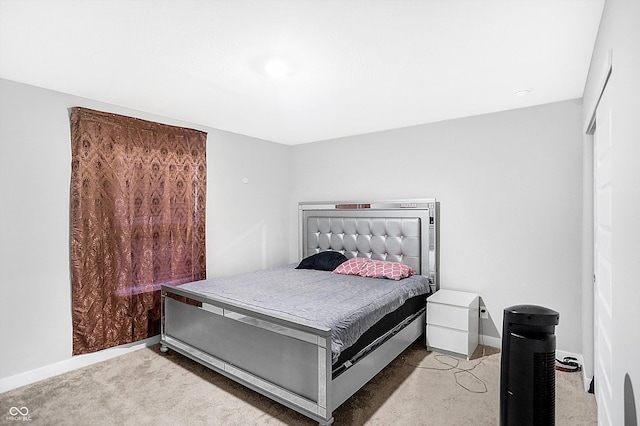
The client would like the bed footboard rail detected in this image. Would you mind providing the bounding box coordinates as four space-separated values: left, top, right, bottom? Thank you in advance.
161 285 335 425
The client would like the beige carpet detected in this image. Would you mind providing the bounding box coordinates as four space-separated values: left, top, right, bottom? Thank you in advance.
1 342 596 425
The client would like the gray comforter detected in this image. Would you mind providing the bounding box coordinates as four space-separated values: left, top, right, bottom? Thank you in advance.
178 264 430 362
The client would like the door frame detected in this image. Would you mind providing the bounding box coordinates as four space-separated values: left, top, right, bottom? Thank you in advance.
584 48 613 424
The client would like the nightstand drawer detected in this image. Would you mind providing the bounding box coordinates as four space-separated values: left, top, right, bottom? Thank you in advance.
426 324 469 355
427 303 470 331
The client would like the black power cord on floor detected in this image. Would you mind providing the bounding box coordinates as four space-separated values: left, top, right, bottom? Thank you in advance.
555 356 582 372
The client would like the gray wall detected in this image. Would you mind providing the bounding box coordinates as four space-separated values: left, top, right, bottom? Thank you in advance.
290 99 585 354
0 79 292 380
582 0 640 422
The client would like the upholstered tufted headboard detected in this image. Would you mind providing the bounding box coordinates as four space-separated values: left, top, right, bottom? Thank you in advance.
299 200 438 291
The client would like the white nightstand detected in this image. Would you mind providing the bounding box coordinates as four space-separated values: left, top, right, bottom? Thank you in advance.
426 289 479 359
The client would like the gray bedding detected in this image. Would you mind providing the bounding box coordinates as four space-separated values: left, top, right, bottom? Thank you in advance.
177 264 431 363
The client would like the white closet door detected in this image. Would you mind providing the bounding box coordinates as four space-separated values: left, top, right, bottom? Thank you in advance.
594 78 613 426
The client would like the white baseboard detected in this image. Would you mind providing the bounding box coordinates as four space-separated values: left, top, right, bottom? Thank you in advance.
582 371 593 393
0 336 160 393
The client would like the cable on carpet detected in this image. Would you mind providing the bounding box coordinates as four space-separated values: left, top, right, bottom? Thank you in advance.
402 353 489 394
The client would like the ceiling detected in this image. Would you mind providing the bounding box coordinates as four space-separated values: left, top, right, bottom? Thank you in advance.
0 0 604 145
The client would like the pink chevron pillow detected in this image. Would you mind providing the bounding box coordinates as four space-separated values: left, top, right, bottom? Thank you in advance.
333 258 415 280
332 257 370 276
359 259 415 280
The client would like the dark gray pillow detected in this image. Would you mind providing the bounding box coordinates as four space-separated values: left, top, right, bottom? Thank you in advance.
296 251 348 271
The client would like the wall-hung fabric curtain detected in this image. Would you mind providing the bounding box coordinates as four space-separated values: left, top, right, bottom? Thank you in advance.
70 107 207 355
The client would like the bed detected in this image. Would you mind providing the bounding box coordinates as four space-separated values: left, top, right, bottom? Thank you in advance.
160 199 438 425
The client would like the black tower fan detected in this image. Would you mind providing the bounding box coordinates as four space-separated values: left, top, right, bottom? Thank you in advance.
500 305 559 426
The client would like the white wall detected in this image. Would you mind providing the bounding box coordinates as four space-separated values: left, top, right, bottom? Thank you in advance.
582 0 640 423
0 79 593 391
290 99 585 354
0 79 292 381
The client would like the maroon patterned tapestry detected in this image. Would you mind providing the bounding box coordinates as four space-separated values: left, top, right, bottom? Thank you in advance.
69 107 207 355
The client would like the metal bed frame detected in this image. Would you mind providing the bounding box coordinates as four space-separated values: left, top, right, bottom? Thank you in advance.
160 199 438 425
